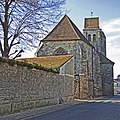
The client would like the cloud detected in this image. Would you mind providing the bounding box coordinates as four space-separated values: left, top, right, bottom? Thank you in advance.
101 18 120 78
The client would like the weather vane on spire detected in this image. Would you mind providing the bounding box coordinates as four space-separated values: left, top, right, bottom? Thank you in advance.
91 12 93 18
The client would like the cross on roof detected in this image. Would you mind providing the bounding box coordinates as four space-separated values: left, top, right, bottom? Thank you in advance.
91 12 93 18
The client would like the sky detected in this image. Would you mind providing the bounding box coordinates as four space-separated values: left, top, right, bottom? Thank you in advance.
65 0 120 78
22 0 120 78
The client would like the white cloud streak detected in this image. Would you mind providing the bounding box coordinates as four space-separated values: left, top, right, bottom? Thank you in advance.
101 18 120 78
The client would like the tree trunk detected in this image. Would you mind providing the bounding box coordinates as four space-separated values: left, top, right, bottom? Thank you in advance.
3 1 9 58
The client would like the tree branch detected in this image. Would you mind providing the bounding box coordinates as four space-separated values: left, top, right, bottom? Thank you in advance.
9 49 18 56
0 41 3 56
13 49 24 59
0 0 66 58
7 35 12 41
0 16 4 28
8 34 19 53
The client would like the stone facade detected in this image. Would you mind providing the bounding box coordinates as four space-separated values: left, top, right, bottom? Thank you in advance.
101 63 114 95
36 15 114 99
83 29 106 56
37 40 94 99
0 61 74 115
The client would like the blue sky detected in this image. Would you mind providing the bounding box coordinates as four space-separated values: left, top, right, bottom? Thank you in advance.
23 0 120 78
65 0 120 78
65 0 120 28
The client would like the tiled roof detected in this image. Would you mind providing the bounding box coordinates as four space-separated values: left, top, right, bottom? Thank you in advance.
16 55 73 69
42 15 93 47
67 16 93 46
98 52 114 64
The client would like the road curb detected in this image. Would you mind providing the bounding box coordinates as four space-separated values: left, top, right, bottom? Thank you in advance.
0 101 79 120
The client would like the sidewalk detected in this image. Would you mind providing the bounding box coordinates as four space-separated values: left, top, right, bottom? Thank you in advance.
0 101 79 120
75 95 120 103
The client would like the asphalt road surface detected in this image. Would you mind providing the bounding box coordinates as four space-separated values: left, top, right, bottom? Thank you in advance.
26 95 120 120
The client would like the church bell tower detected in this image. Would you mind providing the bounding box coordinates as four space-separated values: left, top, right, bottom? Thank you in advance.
83 17 106 56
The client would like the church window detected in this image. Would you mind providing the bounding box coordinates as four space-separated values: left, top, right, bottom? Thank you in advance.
53 47 68 55
88 34 91 41
93 34 96 42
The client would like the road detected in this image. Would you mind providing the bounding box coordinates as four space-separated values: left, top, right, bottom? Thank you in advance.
26 95 120 120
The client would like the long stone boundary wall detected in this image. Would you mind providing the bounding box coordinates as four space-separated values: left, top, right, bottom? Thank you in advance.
0 61 74 115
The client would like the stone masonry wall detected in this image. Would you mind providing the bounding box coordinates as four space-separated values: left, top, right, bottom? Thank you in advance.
93 52 103 97
101 63 114 96
38 40 95 99
0 62 74 115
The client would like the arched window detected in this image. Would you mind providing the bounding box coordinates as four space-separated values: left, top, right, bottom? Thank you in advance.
88 34 91 41
93 34 96 42
53 47 68 55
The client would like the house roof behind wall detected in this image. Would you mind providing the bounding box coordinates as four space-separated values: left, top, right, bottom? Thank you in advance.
42 15 93 47
16 55 73 69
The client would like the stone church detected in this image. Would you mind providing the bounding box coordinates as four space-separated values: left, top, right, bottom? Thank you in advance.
35 15 114 99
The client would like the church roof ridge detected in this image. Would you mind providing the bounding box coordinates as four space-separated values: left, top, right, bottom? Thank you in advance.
42 15 69 41
41 15 93 47
85 17 99 19
66 16 93 47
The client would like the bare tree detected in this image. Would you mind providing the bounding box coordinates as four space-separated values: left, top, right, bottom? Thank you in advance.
0 0 66 58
